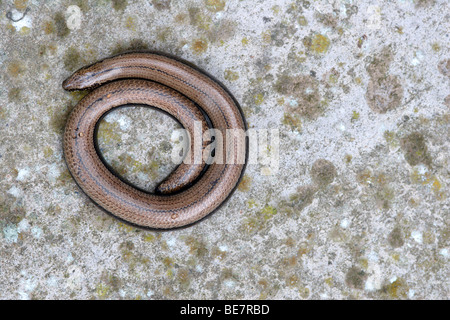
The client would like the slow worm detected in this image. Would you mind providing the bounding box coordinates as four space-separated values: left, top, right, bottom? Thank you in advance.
62 52 248 229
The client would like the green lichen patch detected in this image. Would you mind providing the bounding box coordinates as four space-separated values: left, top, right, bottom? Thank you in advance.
239 203 278 235
282 112 302 132
0 106 7 120
97 120 123 145
356 169 396 208
95 283 111 299
375 185 395 209
42 21 55 34
143 233 156 242
211 246 227 261
224 69 239 81
97 272 122 299
191 38 208 54
162 256 175 274
63 47 83 71
285 274 299 287
7 60 25 78
112 0 128 11
55 168 73 188
204 0 226 12
431 42 441 52
409 168 444 200
71 0 89 12
188 7 212 31
47 104 73 134
260 205 277 221
303 33 331 55
69 90 90 101
383 130 399 149
380 278 409 299
184 236 208 258
119 240 150 271
344 154 352 164
325 68 340 87
156 26 172 42
125 16 137 31
282 255 299 270
241 78 269 115
351 111 360 122
240 216 264 234
400 132 432 167
253 93 265 105
237 175 252 192
14 0 28 10
53 12 70 38
438 225 450 248
8 87 22 102
297 16 307 26
177 268 191 288
109 154 160 183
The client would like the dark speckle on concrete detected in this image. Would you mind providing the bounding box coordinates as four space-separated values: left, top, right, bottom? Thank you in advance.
400 132 432 167
388 227 405 248
345 267 367 290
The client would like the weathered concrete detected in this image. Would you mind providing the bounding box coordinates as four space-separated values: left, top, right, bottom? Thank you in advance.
0 0 448 299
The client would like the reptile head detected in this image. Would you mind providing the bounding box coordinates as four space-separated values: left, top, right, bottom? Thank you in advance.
62 65 100 91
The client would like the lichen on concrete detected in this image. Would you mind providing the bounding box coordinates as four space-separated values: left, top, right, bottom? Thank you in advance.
0 0 448 300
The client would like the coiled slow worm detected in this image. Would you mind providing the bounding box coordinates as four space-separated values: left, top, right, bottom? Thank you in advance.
62 52 247 229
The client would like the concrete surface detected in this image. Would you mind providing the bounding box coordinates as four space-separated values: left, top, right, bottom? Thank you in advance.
0 0 448 299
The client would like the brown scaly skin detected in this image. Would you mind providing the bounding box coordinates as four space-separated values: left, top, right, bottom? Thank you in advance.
62 52 248 229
